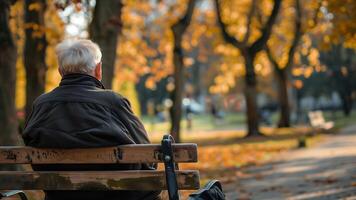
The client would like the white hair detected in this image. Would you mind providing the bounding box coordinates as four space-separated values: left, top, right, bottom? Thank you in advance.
55 39 102 75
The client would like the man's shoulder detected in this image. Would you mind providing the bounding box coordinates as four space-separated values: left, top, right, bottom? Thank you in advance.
32 91 53 106
31 87 69 105
106 90 131 108
32 87 130 108
104 90 122 98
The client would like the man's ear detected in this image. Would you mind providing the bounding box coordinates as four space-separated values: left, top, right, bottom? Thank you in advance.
95 62 102 81
58 68 64 77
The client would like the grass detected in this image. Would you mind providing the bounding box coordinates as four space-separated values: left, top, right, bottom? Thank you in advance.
142 112 246 134
323 110 356 129
145 109 356 142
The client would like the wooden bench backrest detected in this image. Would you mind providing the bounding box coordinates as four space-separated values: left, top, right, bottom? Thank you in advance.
0 144 200 191
0 144 197 164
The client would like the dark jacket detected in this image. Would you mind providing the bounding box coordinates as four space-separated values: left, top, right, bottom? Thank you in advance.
22 73 161 200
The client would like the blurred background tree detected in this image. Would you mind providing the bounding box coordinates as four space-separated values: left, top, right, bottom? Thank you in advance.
170 0 196 141
0 0 18 147
89 0 123 88
24 0 47 118
265 0 302 128
0 0 19 171
214 0 282 136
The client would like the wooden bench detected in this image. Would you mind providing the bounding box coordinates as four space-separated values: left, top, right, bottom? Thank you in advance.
308 110 334 131
0 135 200 200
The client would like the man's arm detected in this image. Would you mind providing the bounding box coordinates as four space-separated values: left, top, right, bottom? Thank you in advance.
111 93 151 145
22 103 37 146
111 93 158 170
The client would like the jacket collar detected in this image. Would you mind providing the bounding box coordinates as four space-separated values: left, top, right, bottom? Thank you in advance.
59 73 105 89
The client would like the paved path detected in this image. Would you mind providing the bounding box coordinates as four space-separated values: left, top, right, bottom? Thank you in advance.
225 125 356 200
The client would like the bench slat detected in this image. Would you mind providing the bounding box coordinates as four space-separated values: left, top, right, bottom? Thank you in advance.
0 170 200 190
0 144 197 164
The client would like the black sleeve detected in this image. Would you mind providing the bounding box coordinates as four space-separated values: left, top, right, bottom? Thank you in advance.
22 103 37 146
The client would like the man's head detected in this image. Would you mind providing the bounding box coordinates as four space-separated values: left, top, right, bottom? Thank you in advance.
55 39 102 80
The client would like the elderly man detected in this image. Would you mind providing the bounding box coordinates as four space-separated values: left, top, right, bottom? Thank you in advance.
22 39 161 200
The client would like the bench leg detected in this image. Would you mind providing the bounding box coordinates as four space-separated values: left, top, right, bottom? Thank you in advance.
0 190 28 200
162 135 179 200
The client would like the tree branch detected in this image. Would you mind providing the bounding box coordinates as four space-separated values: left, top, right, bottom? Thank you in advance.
250 0 282 55
243 0 257 44
310 0 322 29
265 45 280 70
171 0 196 42
214 0 244 49
0 0 17 46
284 0 302 69
266 0 302 72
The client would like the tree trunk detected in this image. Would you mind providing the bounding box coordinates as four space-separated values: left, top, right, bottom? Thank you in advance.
243 52 261 136
169 0 196 142
276 69 290 127
24 0 47 118
89 0 122 89
265 0 301 127
169 48 184 142
0 0 19 170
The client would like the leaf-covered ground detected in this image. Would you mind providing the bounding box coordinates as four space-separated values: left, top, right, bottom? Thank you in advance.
153 126 327 199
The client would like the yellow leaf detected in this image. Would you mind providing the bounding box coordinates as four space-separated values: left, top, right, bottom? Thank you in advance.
28 2 41 11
